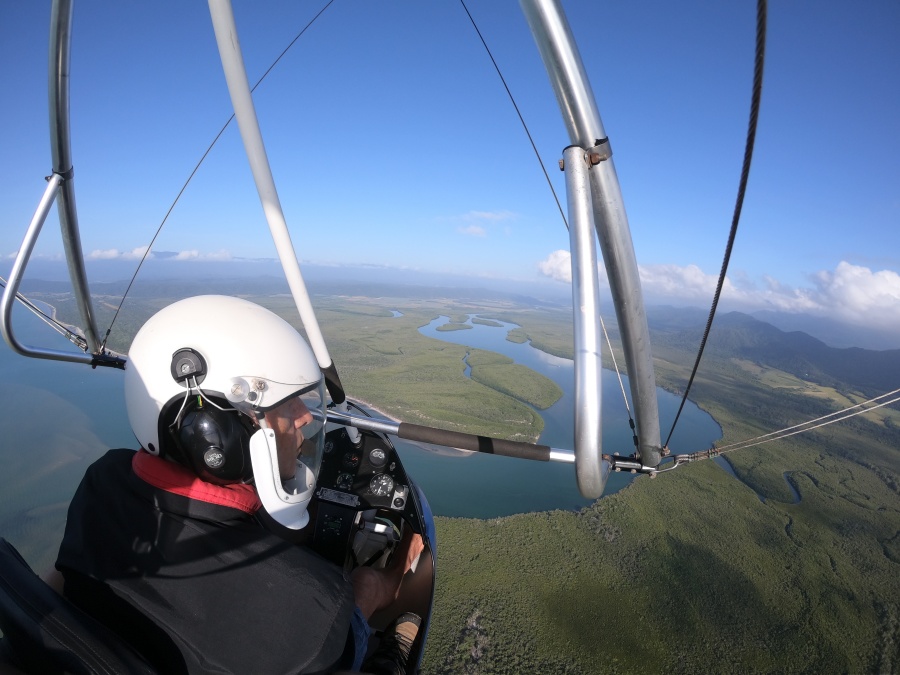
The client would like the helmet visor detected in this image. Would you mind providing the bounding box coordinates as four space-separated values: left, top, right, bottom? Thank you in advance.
296 381 326 482
257 379 326 490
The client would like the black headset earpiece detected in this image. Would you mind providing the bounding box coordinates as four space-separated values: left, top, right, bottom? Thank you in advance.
172 402 254 485
162 348 253 485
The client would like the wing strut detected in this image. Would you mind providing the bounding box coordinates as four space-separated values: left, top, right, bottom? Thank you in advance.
207 0 350 410
0 0 123 369
521 0 663 496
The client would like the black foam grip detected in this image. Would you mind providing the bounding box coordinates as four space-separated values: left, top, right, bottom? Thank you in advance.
321 362 345 404
397 423 550 462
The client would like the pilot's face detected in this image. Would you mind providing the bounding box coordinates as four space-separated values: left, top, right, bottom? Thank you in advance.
263 396 314 480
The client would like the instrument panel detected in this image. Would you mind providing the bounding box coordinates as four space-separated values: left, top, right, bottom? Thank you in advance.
309 426 418 566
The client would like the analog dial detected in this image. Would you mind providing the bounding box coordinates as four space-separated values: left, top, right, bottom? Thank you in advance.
369 473 394 497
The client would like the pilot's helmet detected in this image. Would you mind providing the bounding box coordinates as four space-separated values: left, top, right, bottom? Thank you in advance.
125 295 325 529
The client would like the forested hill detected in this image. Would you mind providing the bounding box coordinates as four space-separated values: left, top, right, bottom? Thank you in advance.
649 307 900 398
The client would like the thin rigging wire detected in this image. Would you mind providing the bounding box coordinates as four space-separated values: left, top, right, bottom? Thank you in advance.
457 0 568 230
459 0 638 434
657 388 900 474
664 0 767 449
600 315 638 449
0 275 88 350
716 388 900 453
100 0 337 350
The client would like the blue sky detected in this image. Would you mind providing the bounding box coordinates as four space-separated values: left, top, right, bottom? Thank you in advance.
2 1 898 336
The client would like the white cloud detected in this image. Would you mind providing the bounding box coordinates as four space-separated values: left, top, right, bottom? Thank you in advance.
173 249 233 261
202 249 233 261
639 263 731 300
537 250 572 282
88 249 121 260
537 252 900 333
86 247 232 262
457 225 486 238
809 261 900 330
448 210 517 238
462 210 515 222
88 246 151 261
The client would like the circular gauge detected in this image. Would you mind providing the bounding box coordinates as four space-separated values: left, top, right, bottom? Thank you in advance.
368 447 387 468
369 473 394 497
336 472 354 490
342 452 360 469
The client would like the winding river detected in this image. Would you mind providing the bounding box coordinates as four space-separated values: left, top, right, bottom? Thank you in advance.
380 313 725 517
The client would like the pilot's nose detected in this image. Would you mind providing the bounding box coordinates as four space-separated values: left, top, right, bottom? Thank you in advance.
292 397 313 428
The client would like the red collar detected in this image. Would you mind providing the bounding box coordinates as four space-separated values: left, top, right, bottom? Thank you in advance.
132 450 262 515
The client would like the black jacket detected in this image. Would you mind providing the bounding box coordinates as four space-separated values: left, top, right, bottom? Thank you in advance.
56 449 355 674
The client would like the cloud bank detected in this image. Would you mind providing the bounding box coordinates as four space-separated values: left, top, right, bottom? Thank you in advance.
538 251 900 333
87 247 232 262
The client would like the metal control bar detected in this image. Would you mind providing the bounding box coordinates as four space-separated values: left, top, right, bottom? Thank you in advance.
326 409 581 466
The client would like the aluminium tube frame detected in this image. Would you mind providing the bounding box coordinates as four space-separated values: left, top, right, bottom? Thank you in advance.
207 0 332 374
49 0 102 356
208 0 357 439
562 146 608 497
1 0 106 365
0 175 95 365
521 0 662 469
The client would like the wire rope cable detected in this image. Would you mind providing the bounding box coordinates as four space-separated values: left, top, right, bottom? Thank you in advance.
600 315 638 449
460 0 643 436
99 0 337 351
715 388 900 453
0 275 89 351
457 0 568 230
459 0 638 435
664 0 767 449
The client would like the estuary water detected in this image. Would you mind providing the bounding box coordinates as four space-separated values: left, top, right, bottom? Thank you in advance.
0 303 721 569
382 314 722 517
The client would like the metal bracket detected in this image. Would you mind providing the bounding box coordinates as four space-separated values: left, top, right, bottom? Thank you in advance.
606 453 658 475
557 138 612 171
587 137 612 164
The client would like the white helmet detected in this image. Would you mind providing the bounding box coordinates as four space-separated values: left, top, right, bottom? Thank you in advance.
125 295 326 529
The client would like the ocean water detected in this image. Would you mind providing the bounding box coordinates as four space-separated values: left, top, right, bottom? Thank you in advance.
0 303 133 571
0 304 721 569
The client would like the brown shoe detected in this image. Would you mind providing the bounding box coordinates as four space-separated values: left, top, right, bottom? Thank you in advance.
363 612 421 675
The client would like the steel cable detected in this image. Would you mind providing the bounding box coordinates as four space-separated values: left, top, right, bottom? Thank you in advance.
100 0 337 350
665 0 767 449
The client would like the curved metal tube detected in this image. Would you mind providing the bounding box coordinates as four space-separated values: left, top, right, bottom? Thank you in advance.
562 146 607 497
521 0 662 468
207 0 346 406
1 176 94 365
49 0 102 354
